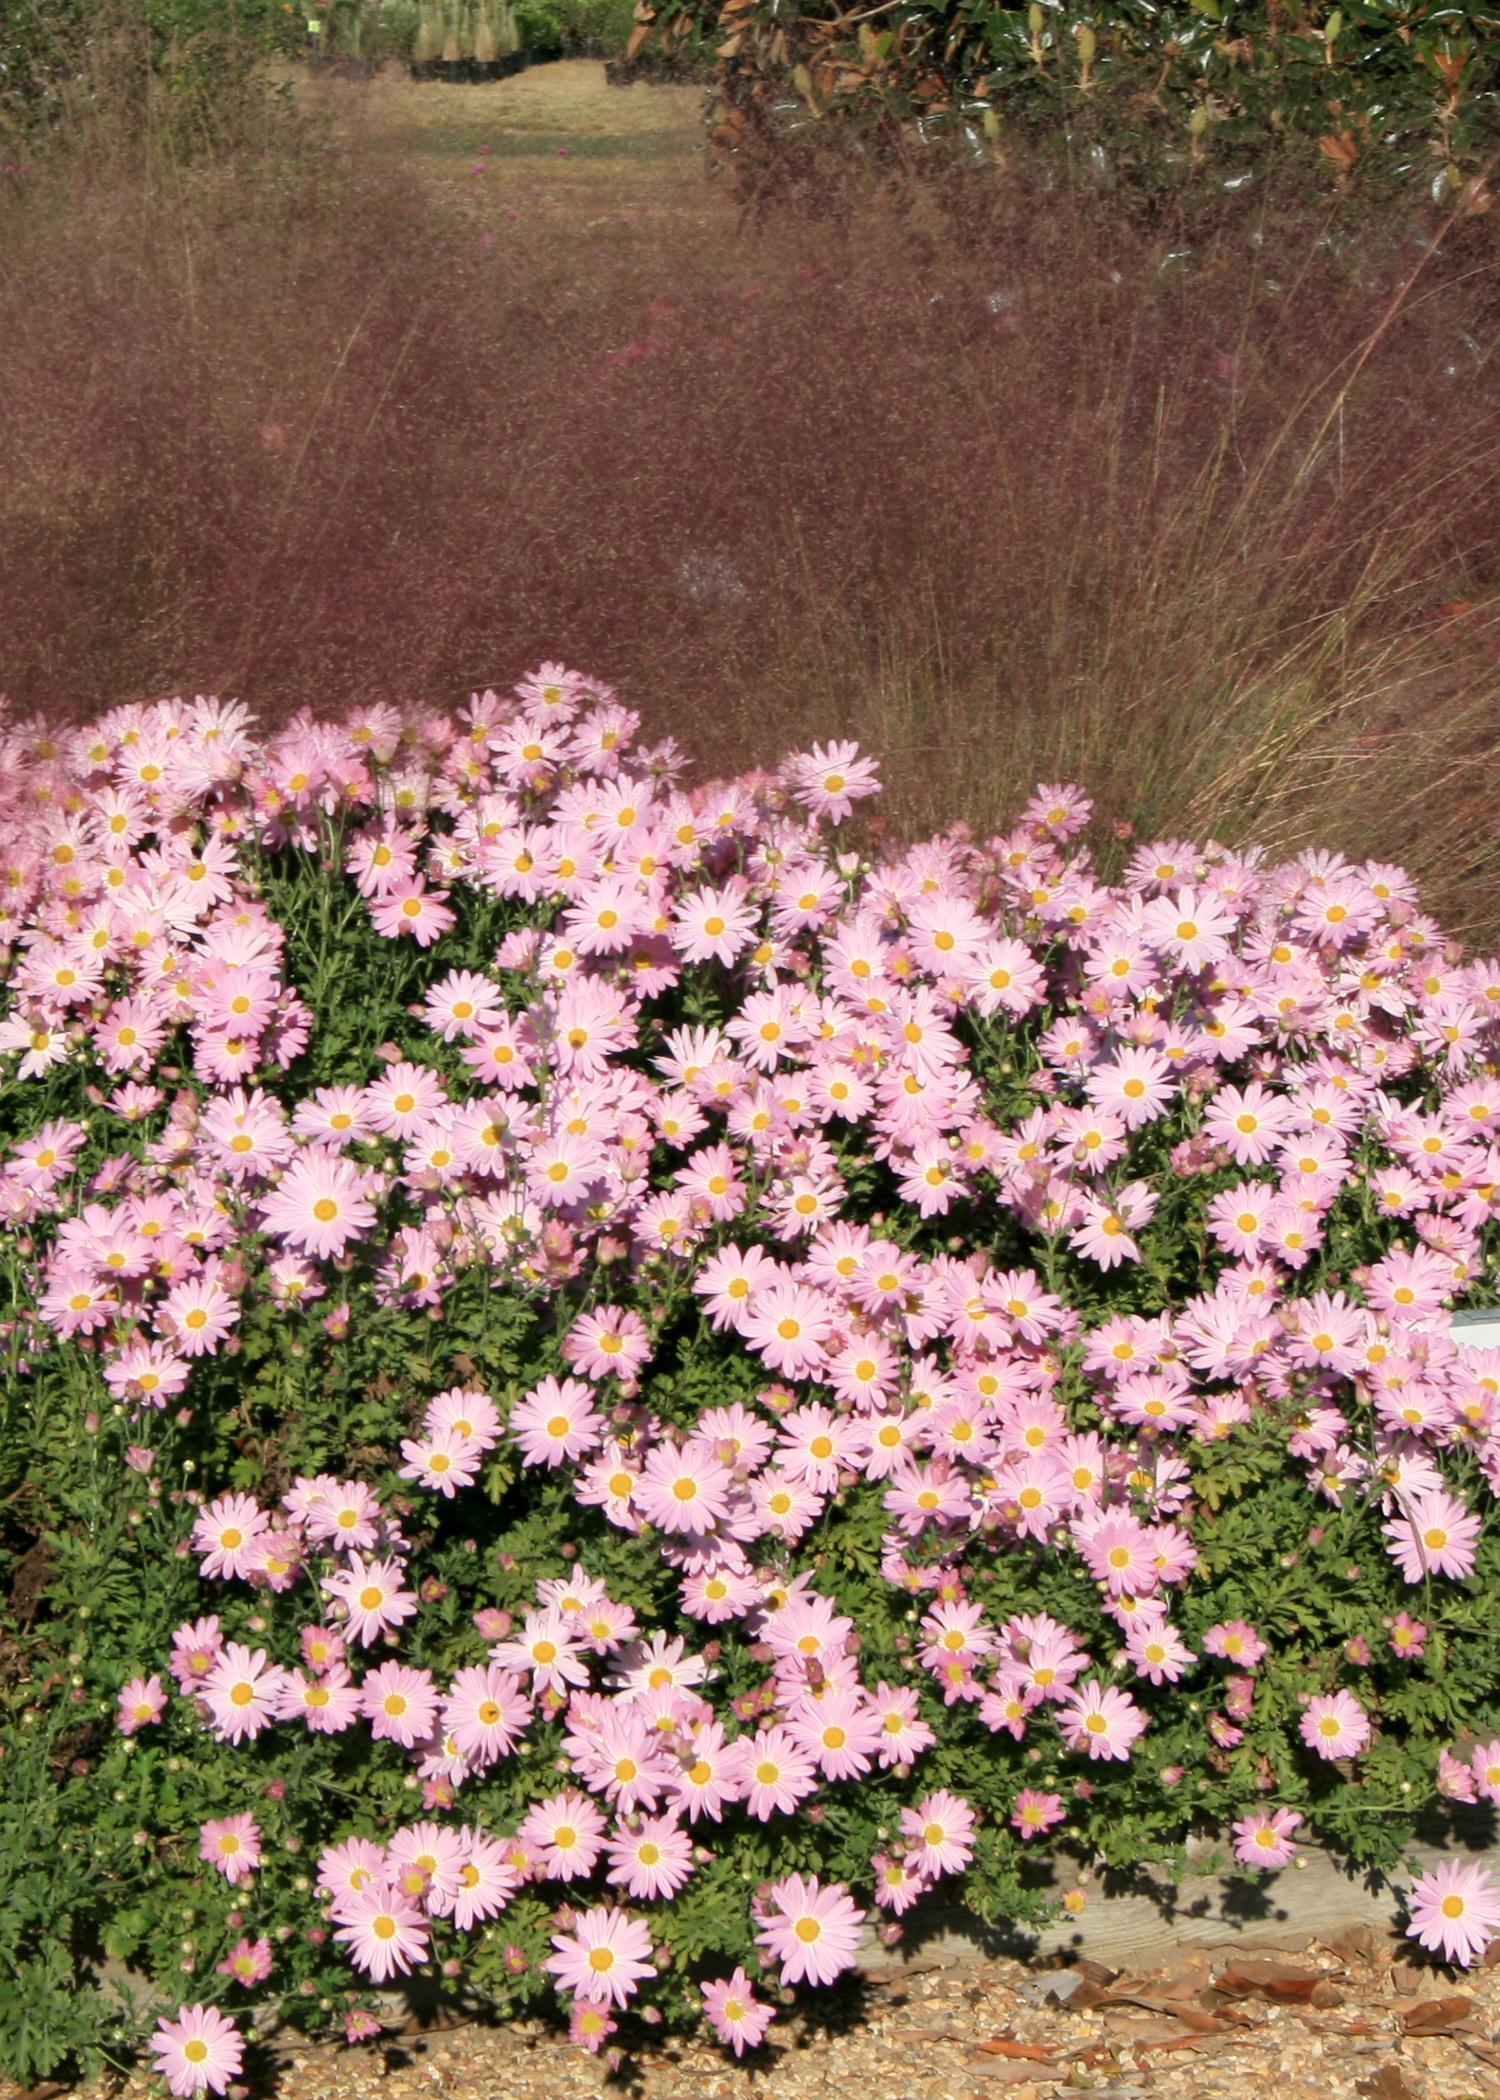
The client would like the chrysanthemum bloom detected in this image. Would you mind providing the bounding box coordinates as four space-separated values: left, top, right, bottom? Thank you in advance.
117 1673 166 1735
295 1477 382 1554
517 1790 607 1880
785 1686 885 1781
397 1427 481 1498
1382 1488 1482 1583
443 1663 533 1768
490 1608 591 1695
332 1880 431 1982
756 1873 866 1988
742 1726 819 1821
199 1814 262 1885
169 1616 223 1689
1471 1738 1500 1804
900 1790 977 1878
701 1968 776 2055
369 879 456 946
322 1555 419 1645
201 1644 284 1744
191 1492 269 1583
149 2005 244 2097
260 1148 380 1260
317 1835 388 1907
1232 1808 1303 1869
869 1682 937 1767
1405 1859 1500 1966
158 1265 239 1356
1388 1613 1428 1660
1060 1680 1148 1761
1300 1690 1372 1760
447 1833 522 1930
1204 1621 1267 1669
1011 1789 1066 1840
276 1663 362 1734
568 1996 618 2054
362 1661 440 1748
605 1811 696 1901
545 1905 657 2009
509 1375 604 1468
217 1935 273 1987
636 1439 734 1535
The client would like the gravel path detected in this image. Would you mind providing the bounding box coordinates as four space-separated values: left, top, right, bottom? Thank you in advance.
9 1935 1500 2100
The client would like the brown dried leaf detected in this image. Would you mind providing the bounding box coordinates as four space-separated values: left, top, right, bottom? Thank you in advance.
1357 2068 1421 2100
1048 1977 1112 2010
1215 1958 1341 2004
974 2035 1056 2062
1109 1996 1223 2035
1400 1993 1477 2036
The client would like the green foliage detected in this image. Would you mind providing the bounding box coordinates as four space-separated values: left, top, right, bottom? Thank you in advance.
0 0 301 153
645 0 1500 203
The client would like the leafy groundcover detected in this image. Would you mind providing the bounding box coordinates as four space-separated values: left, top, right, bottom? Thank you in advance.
2 671 1500 2090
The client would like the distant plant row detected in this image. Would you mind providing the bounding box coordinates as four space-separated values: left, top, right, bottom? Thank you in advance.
618 0 1500 203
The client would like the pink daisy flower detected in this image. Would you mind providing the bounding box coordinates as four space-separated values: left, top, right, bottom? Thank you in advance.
201 1644 284 1744
169 1617 223 1689
568 1998 618 2054
545 1905 657 2009
423 1386 502 1448
275 1663 362 1734
322 1555 419 1645
1300 1690 1372 1760
742 1725 819 1821
1383 1488 1482 1583
562 1304 652 1385
509 1375 604 1468
443 1663 533 1768
369 880 456 946
1060 1679 1148 1761
900 1789 977 1879
1204 1621 1267 1669
332 1880 432 1982
260 1148 380 1260
199 1814 262 1885
1011 1789 1066 1840
362 1661 440 1748
217 1936 273 1988
662 1721 746 1822
451 1833 522 1931
397 1427 482 1498
517 1789 608 1881
755 1872 866 1988
1232 1808 1304 1869
1404 1859 1500 1966
636 1439 734 1535
117 1673 167 1735
870 1851 930 1914
149 2005 244 2097
1471 1738 1500 1804
605 1811 696 1901
191 1493 268 1583
701 1967 776 2056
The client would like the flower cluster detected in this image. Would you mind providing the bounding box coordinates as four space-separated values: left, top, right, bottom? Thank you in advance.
3 669 1500 2084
